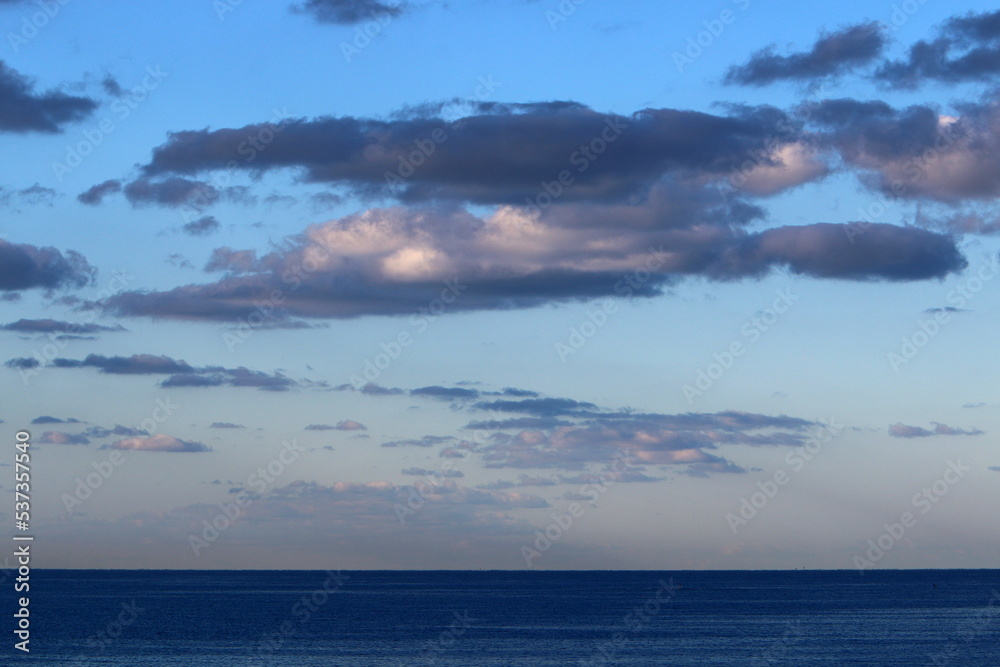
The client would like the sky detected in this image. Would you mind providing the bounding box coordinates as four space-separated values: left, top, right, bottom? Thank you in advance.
1 0 999 570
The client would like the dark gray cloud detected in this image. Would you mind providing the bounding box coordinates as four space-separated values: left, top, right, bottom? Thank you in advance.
161 368 302 391
876 10 1000 88
411 385 480 400
402 467 464 478
82 425 149 438
134 103 802 206
53 353 195 375
888 422 983 438
474 397 599 417
808 96 1000 202
40 352 314 391
182 215 221 236
733 223 966 281
123 176 233 208
1 319 125 334
5 357 39 369
31 415 82 424
726 22 886 86
464 417 574 431
292 0 406 25
0 240 95 291
77 179 122 205
0 183 58 208
0 61 96 133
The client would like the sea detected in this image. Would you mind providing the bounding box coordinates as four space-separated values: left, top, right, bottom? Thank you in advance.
13 569 1000 665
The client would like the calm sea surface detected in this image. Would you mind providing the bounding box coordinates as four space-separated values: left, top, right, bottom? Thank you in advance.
13 569 1000 665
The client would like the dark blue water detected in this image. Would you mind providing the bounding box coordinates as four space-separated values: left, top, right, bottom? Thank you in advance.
11 570 1000 665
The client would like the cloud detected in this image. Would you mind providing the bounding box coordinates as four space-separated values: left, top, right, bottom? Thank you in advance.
810 96 1000 202
98 205 966 321
5 357 39 369
0 183 58 208
182 215 221 236
210 422 245 429
45 352 314 391
160 368 303 391
77 179 122 205
464 417 574 430
205 247 257 273
82 425 148 438
291 0 406 25
888 422 984 438
305 422 369 432
726 22 886 86
76 478 550 568
989 466 1000 472
1 319 125 334
402 467 464 478
472 410 811 472
39 431 90 445
31 415 82 424
0 61 96 133
136 102 816 206
474 397 599 417
0 240 95 292
876 10 1000 88
382 435 455 448
53 353 196 374
402 388 820 477
335 419 367 431
122 176 252 209
107 434 209 452
411 386 480 400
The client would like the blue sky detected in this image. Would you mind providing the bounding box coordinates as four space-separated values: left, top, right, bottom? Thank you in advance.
2 0 999 570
